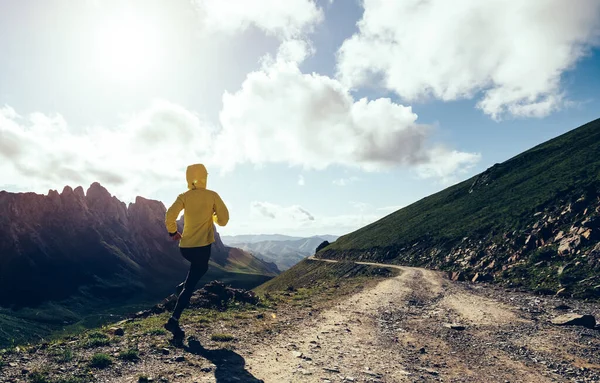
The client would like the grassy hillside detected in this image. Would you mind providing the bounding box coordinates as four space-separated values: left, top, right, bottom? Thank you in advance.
321 118 600 298
255 258 395 294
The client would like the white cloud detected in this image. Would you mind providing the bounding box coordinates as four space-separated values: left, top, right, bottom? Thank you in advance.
214 41 479 179
0 101 214 201
332 176 360 186
243 200 397 236
337 0 600 119
251 201 315 221
191 0 323 39
298 174 305 186
415 147 481 184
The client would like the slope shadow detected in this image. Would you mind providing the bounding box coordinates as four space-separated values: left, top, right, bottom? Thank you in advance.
185 338 263 383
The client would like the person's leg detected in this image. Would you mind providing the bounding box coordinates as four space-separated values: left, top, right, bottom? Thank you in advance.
171 245 211 320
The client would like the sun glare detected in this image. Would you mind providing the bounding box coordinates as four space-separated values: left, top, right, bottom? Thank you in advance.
92 9 163 83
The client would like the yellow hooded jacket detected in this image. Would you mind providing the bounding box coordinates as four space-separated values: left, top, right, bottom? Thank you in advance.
165 164 229 248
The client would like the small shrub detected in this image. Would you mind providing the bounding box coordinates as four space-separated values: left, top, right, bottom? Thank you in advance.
81 331 111 348
54 348 74 362
29 370 51 383
211 333 234 342
87 331 108 339
89 353 112 369
138 375 150 383
119 348 139 361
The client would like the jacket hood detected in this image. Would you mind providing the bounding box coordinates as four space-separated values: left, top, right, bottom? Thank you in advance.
186 164 208 190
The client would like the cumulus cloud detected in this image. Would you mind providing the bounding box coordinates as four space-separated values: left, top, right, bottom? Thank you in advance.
0 101 214 200
191 0 323 39
214 41 479 178
337 0 600 119
332 176 360 186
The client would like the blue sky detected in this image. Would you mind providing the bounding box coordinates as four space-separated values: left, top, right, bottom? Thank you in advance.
1 0 599 236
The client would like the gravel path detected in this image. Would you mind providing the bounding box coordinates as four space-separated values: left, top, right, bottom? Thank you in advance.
244 259 600 382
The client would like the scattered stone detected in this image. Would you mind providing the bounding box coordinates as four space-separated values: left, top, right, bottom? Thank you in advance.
449 271 465 281
471 273 492 282
419 347 427 354
323 367 341 373
132 280 259 318
200 367 213 373
417 367 440 376
554 304 571 311
292 351 303 358
444 323 466 331
551 314 596 329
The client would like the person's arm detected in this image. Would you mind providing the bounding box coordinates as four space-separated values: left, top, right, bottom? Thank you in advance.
212 193 229 226
165 195 184 237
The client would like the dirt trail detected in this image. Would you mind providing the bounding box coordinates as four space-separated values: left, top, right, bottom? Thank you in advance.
244 259 600 383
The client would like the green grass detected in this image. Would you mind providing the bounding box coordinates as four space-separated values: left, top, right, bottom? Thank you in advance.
211 333 235 342
51 347 74 362
256 258 395 294
118 348 139 361
89 353 112 369
81 331 110 348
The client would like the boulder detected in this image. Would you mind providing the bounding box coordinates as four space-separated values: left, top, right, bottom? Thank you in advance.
108 327 124 336
471 273 492 282
551 313 596 329
558 235 582 255
449 271 465 281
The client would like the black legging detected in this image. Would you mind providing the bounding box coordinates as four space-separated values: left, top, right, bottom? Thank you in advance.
172 245 211 320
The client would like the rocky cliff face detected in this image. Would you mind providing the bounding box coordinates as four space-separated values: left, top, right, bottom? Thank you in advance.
0 183 277 308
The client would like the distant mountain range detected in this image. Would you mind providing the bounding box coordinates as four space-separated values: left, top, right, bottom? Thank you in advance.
222 234 338 244
222 235 338 270
0 183 278 346
321 118 600 299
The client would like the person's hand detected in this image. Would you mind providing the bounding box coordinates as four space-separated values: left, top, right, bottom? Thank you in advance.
171 232 182 241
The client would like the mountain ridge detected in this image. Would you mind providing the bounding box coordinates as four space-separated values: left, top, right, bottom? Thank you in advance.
230 235 339 270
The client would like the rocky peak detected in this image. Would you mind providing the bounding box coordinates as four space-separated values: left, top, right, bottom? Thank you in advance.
86 182 111 204
61 185 74 196
47 189 61 206
73 186 85 199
